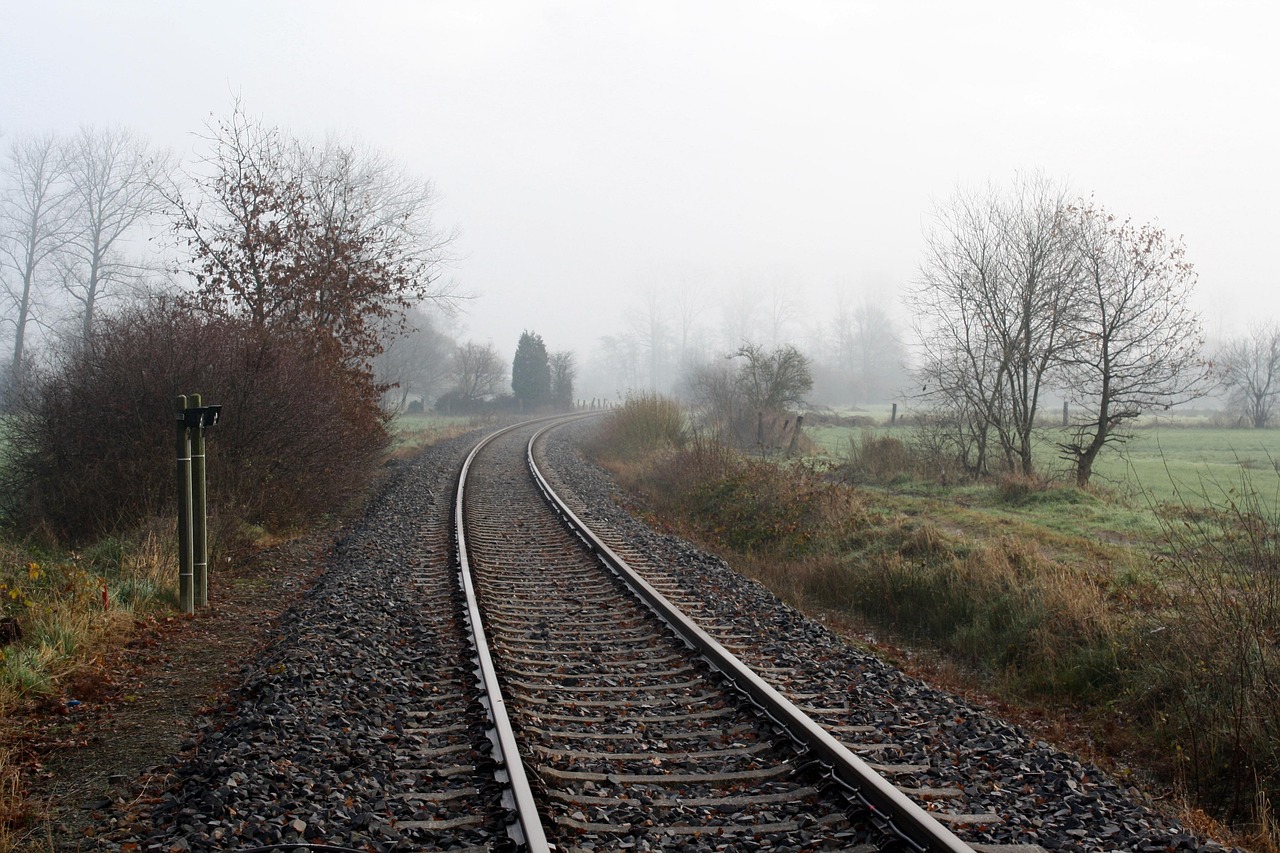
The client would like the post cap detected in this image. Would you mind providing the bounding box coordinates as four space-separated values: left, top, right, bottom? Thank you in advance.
182 405 223 429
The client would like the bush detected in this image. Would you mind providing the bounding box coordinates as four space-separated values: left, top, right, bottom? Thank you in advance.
841 432 919 485
594 392 686 458
0 297 389 545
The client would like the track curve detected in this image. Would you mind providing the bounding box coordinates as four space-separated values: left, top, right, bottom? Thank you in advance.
457 417 974 852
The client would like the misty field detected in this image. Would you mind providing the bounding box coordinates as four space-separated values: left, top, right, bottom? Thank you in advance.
807 419 1280 510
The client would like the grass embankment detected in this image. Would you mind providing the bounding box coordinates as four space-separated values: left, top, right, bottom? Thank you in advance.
590 396 1279 852
0 524 176 846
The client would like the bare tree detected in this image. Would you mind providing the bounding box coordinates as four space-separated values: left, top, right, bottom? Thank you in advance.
594 332 644 396
909 174 1078 476
623 287 673 392
1217 322 1280 429
450 340 505 404
169 103 454 368
373 306 455 412
61 126 171 340
297 133 455 348
683 355 739 436
0 133 74 398
1056 202 1208 485
719 276 763 351
682 342 812 447
827 295 909 405
733 342 813 411
670 275 706 367
550 350 577 411
765 279 802 349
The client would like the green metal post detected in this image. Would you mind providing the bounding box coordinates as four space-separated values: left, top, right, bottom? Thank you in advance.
190 392 208 608
175 395 194 615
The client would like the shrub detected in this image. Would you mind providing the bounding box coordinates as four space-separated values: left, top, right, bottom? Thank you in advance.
0 297 389 544
841 431 919 485
594 393 686 459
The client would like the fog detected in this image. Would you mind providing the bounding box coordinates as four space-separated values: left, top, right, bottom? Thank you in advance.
3 1 1277 398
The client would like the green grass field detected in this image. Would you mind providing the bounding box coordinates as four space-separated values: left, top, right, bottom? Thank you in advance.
806 419 1280 514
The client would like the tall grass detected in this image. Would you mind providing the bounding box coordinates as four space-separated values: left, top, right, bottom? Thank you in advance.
0 522 176 709
1131 474 1280 835
0 523 179 851
627 437 1124 697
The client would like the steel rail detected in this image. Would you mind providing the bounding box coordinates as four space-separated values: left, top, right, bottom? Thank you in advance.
526 420 975 853
455 420 552 853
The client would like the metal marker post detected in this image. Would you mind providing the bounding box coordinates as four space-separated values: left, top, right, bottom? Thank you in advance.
175 396 194 615
190 393 208 608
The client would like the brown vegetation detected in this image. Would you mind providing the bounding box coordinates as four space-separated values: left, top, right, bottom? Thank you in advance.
2 296 389 544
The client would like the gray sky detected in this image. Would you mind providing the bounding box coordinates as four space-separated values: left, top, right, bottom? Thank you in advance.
3 0 1277 362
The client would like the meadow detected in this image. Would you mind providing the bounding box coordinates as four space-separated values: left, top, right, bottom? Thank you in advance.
805 415 1280 510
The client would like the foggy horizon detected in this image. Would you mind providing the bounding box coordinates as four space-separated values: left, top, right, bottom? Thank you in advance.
4 1 1278 402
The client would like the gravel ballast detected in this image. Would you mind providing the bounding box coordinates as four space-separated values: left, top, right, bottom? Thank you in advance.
101 420 1236 852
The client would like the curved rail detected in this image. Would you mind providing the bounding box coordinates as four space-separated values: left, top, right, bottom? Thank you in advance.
526 420 974 853
455 421 552 853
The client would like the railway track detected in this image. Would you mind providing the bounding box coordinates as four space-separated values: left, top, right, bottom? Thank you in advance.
128 417 1211 853
456 417 978 852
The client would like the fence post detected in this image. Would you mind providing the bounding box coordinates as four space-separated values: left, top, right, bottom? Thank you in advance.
1062 401 1069 426
175 396 194 615
787 414 804 458
891 403 898 425
190 392 209 608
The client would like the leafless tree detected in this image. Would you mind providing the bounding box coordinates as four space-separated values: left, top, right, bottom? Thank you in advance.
734 342 813 412
764 279 803 349
684 355 739 436
827 295 909 405
683 342 812 447
670 276 706 367
297 133 455 342
168 102 455 369
373 306 456 412
625 287 673 392
1056 202 1208 485
61 126 171 341
449 340 505 403
594 332 644 396
1216 322 1280 429
550 350 577 411
909 174 1078 477
719 276 763 351
0 133 74 398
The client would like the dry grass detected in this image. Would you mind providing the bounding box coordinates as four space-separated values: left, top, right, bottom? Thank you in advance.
591 392 686 459
0 525 190 850
0 746 23 853
0 521 179 714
